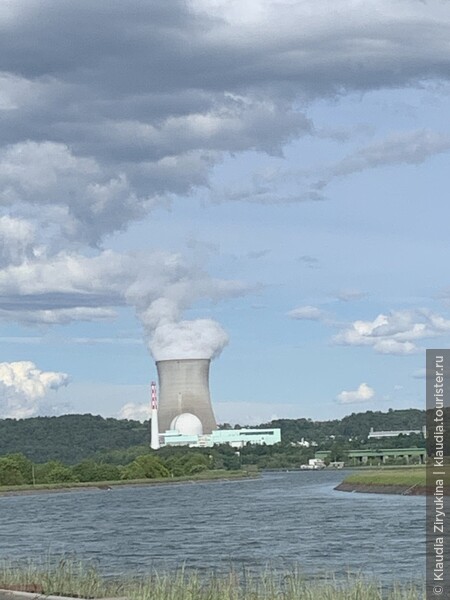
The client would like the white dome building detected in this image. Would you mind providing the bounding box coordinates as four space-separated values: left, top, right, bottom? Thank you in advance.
170 412 204 436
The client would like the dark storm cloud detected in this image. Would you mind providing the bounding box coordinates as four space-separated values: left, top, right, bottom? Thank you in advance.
0 1 202 82
1 0 450 328
1 1 449 235
2 1 450 155
2 0 449 92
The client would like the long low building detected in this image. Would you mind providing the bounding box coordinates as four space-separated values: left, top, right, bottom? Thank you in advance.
160 427 281 448
368 426 426 439
316 447 426 464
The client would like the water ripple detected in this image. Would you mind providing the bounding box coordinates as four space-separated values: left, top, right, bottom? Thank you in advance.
0 471 424 582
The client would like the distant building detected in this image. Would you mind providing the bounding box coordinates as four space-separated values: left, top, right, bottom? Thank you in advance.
160 427 281 448
291 437 311 448
300 458 325 470
368 426 426 439
149 362 281 450
316 447 426 465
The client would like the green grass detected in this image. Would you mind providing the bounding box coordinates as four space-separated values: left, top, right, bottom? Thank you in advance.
0 560 425 600
343 468 426 487
0 470 255 494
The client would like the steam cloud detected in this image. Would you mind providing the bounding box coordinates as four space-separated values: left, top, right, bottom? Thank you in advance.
0 236 247 361
135 298 231 360
0 361 69 418
148 319 229 361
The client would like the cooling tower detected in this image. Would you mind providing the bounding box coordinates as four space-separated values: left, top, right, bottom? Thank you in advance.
156 358 217 434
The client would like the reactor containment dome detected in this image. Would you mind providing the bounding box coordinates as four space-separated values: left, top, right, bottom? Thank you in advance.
170 413 204 436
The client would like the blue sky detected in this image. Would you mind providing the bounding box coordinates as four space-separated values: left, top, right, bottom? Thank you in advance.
0 0 449 423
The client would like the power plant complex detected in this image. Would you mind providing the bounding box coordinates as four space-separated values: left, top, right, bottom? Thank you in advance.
150 358 281 448
156 359 217 434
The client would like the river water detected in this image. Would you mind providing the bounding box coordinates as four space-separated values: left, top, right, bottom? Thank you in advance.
0 470 424 582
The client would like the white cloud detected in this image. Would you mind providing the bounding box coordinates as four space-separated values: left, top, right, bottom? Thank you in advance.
336 289 366 302
336 383 375 404
70 337 142 346
0 360 69 418
298 255 320 269
0 1 449 219
287 305 325 321
1 0 450 376
413 368 427 379
117 402 150 422
0 216 37 267
412 367 440 380
0 141 155 245
0 246 250 358
333 309 450 355
231 126 450 205
314 130 450 191
0 250 132 303
214 400 304 425
0 336 43 344
0 307 117 326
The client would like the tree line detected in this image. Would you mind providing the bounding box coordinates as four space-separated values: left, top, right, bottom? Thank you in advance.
259 408 425 444
0 408 426 465
0 451 217 487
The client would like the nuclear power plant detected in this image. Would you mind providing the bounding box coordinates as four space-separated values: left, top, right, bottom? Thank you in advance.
156 358 217 434
149 357 281 449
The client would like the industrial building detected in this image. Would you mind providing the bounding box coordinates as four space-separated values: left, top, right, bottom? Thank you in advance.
150 358 281 449
160 426 282 448
315 447 426 465
367 426 426 439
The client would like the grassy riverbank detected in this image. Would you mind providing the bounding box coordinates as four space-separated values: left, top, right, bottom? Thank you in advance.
334 466 445 495
0 560 424 600
343 468 426 487
0 469 254 496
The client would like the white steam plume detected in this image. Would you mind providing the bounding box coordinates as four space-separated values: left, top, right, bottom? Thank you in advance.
136 298 229 360
0 243 248 361
149 319 229 360
0 360 69 418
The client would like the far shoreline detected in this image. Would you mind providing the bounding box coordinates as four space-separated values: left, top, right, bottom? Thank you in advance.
0 470 257 498
334 481 430 496
334 465 449 496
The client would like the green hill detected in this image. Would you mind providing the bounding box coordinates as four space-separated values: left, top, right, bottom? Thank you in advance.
263 408 425 444
0 414 149 464
0 408 426 464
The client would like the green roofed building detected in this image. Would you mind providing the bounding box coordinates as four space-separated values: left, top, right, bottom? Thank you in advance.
315 447 426 465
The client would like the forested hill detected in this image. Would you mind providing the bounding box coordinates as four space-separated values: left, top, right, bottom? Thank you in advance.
262 408 425 443
0 415 149 464
0 408 425 464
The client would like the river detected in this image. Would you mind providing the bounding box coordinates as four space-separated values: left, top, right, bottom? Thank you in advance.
0 470 424 582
